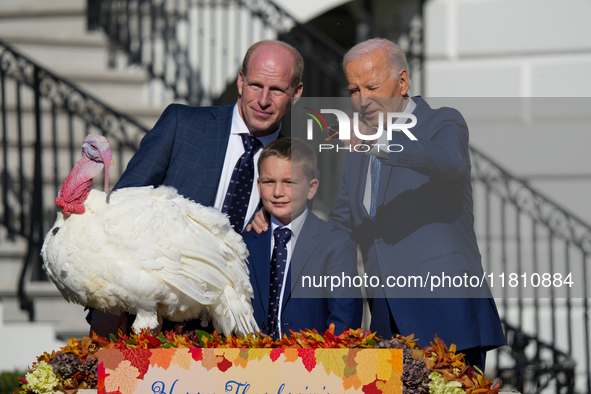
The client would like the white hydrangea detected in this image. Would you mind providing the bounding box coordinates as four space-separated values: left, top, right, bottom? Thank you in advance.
428 371 465 394
25 361 59 394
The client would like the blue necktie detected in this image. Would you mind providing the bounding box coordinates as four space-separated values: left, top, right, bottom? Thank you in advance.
370 155 380 218
221 134 262 231
268 227 291 339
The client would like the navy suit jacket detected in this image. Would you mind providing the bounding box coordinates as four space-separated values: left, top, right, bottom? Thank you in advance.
329 97 505 350
115 104 235 203
242 212 363 335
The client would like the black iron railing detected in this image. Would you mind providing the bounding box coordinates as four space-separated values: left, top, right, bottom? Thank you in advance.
0 40 149 320
87 0 349 106
471 144 589 393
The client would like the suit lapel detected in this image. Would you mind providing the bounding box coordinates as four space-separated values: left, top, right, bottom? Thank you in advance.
283 214 320 309
248 229 272 318
202 106 233 205
349 153 371 218
376 161 392 213
378 97 428 209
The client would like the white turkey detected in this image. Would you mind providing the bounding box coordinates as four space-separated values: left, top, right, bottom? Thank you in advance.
41 134 259 336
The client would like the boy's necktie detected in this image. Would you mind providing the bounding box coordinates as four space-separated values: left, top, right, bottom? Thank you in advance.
268 227 291 339
221 133 262 231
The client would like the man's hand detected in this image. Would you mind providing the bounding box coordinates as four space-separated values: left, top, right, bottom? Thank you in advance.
341 118 375 150
246 208 269 234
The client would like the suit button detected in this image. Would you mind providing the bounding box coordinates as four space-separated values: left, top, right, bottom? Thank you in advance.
398 158 402 163
376 238 383 244
410 160 415 165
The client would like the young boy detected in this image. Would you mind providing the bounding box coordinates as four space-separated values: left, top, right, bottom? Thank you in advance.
242 138 362 339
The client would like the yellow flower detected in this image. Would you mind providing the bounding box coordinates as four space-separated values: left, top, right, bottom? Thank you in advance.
25 361 59 394
429 372 465 394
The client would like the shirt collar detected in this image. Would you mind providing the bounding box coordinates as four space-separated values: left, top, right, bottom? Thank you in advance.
270 207 308 245
232 104 281 146
404 97 417 114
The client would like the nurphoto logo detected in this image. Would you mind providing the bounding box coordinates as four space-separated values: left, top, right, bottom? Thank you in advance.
302 107 418 153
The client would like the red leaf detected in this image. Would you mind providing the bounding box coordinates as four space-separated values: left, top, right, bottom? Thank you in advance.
217 356 233 372
492 381 503 394
97 362 108 392
189 348 203 362
362 380 384 394
270 348 284 362
147 336 162 348
16 377 27 385
297 348 316 372
123 349 152 379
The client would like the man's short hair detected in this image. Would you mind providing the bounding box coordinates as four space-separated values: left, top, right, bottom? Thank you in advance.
241 40 304 88
258 138 317 182
343 38 409 83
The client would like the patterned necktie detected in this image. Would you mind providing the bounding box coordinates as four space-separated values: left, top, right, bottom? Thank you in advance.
221 133 262 231
268 227 292 340
370 155 381 218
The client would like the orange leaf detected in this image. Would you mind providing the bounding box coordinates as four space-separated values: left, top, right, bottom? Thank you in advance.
342 373 363 391
233 355 249 369
149 349 175 370
376 377 402 394
201 350 218 371
387 350 403 373
283 348 299 363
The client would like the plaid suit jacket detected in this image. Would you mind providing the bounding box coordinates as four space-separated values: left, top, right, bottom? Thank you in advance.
115 104 234 205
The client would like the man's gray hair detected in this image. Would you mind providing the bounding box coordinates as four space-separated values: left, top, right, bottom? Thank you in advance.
343 38 409 82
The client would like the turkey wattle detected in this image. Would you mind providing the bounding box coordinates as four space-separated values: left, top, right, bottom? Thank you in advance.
41 134 259 336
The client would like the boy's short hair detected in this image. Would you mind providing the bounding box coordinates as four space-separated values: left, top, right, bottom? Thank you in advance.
258 138 317 181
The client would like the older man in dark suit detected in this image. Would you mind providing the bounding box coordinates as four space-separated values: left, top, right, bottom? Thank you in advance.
89 40 303 336
328 38 504 370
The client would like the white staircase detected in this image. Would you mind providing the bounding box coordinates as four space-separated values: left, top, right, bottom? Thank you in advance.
0 0 169 369
0 0 169 124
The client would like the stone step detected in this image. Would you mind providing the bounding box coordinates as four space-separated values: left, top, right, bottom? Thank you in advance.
2 286 88 320
0 14 90 42
0 0 85 17
0 100 161 134
2 39 129 78
0 258 23 297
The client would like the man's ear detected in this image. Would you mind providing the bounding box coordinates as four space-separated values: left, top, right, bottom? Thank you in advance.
237 71 245 97
291 82 303 105
398 69 409 96
307 178 319 200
